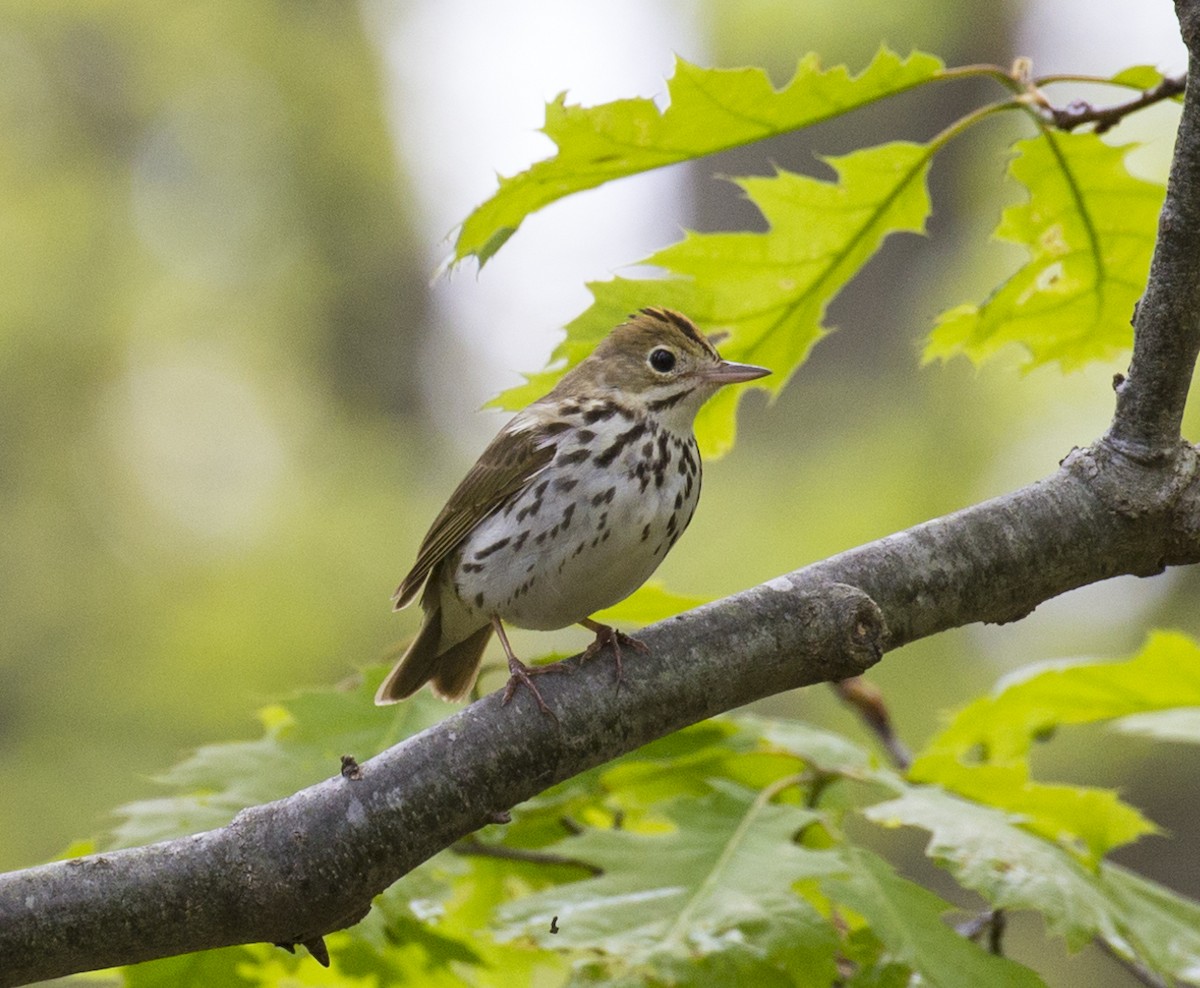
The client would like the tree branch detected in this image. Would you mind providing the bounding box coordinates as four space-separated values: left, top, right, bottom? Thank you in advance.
2 441 1199 984
4 6 1200 986
1108 26 1200 454
1042 74 1185 134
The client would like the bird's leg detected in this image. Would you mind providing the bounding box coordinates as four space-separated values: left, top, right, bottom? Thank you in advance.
579 617 649 685
493 616 564 716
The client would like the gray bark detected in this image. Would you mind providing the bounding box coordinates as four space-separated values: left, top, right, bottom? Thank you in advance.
2 5 1199 984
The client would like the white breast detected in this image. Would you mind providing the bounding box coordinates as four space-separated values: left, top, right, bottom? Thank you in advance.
450 407 701 631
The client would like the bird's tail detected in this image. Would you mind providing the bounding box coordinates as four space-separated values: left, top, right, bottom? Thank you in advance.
375 608 493 704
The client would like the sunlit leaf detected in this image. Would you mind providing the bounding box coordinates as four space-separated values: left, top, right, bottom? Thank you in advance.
112 947 257 988
926 130 1164 369
495 140 934 457
456 48 943 265
910 632 1200 861
866 785 1123 949
1107 65 1184 92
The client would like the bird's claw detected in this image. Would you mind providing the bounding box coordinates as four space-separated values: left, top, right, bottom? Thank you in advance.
581 624 648 686
501 656 566 718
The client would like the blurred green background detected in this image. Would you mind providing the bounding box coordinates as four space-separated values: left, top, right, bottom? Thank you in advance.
1 1 1196 983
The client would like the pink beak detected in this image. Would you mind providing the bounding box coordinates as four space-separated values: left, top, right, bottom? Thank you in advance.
702 360 771 384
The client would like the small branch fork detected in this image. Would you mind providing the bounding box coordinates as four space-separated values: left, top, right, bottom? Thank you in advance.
1034 72 1186 134
943 59 1186 135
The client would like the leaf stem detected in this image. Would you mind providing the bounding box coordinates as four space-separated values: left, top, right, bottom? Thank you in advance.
936 63 1026 92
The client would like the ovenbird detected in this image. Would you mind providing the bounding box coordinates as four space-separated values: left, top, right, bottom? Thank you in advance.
375 307 769 711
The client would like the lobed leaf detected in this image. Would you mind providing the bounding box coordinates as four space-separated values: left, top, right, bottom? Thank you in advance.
910 631 1200 861
495 140 934 457
495 780 844 986
456 48 944 265
865 787 1200 982
926 130 1165 370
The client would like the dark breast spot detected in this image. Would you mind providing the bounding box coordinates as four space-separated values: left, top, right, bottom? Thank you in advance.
583 401 619 425
473 537 510 560
594 421 648 468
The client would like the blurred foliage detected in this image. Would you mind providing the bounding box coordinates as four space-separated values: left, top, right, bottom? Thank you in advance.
2 2 1199 987
0 0 428 869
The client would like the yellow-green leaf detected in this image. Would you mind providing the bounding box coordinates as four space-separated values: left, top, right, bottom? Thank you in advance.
495 781 844 985
910 632 1200 861
591 580 709 626
926 131 1165 369
825 847 1047 988
494 140 934 457
456 48 944 265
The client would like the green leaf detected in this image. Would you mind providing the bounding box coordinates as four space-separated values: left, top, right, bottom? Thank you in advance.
926 130 1164 369
1097 863 1200 983
109 669 449 847
495 139 934 457
747 714 894 781
111 947 257 988
865 786 1200 981
909 632 1200 860
495 781 844 985
1108 65 1182 92
456 48 944 265
865 785 1123 949
825 847 1047 988
590 580 709 626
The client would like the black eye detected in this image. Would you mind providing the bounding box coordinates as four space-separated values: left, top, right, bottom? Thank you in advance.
648 348 676 373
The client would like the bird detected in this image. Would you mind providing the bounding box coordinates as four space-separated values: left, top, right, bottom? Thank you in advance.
375 307 770 712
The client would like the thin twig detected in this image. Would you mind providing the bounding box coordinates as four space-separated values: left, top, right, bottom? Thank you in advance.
832 677 912 770
1041 74 1186 133
956 909 1005 953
